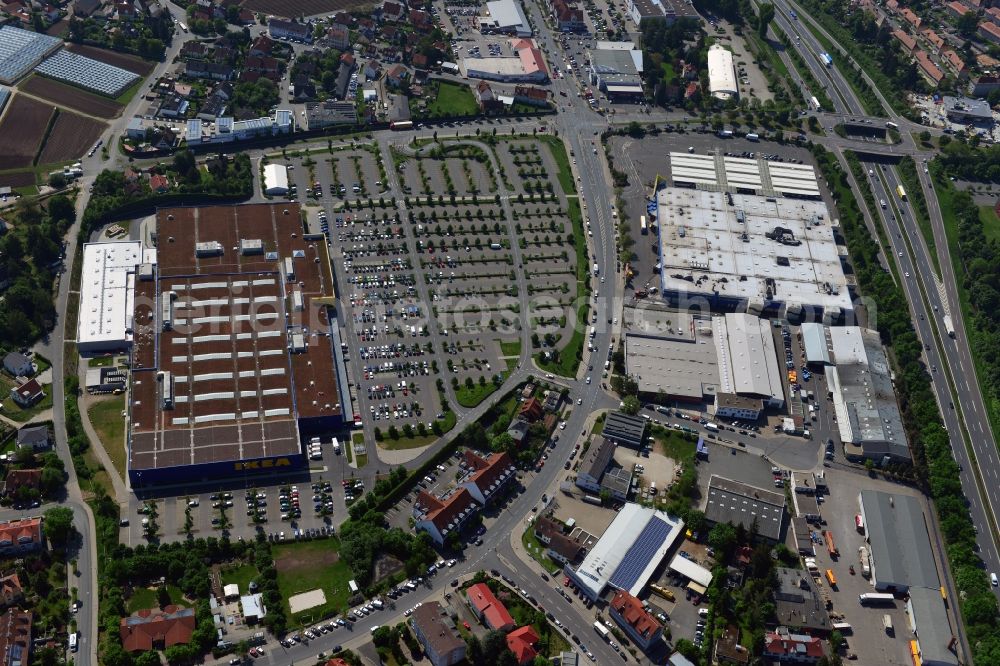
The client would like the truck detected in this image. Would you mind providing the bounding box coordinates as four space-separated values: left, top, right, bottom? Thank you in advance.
825 569 837 587
640 215 648 234
824 530 839 558
896 185 907 200
390 120 414 130
886 121 899 130
582 495 602 506
820 52 833 67
705 422 719 432
746 133 760 141
943 314 955 338
718 129 734 138
593 622 610 641
859 593 896 606
882 614 893 635
650 584 676 601
332 437 341 455
858 545 871 577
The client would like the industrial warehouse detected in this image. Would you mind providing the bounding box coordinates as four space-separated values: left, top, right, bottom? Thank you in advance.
125 203 349 487
653 174 850 318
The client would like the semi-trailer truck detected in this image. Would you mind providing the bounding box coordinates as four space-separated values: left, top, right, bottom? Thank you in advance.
944 314 955 338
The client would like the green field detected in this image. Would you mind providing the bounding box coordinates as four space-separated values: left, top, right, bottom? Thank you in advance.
220 563 261 594
88 395 127 481
499 339 522 357
455 381 499 408
274 538 354 622
426 81 478 117
979 205 1000 243
521 524 561 574
126 584 185 613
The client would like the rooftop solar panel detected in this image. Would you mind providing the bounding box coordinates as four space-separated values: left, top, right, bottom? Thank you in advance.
608 517 672 591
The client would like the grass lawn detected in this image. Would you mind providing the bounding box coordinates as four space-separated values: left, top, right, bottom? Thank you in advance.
220 563 261 593
426 81 478 117
3 390 54 422
979 205 1000 243
274 538 354 622
455 381 499 408
539 136 576 196
126 584 185 613
498 339 521 357
654 427 697 462
356 453 369 467
87 356 114 368
521 524 561 574
88 395 127 481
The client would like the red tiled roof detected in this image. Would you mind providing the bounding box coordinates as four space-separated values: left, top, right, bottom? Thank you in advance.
948 1 970 15
0 608 31 666
506 625 539 665
901 7 922 26
944 49 966 72
0 519 41 549
981 20 1000 40
893 29 917 51
610 591 661 641
923 28 945 50
12 380 43 403
466 583 515 630
464 450 514 494
0 574 22 604
915 50 944 83
3 469 40 496
417 488 476 533
120 605 196 652
764 632 825 659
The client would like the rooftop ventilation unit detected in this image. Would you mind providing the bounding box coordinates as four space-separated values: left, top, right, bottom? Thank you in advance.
195 240 223 257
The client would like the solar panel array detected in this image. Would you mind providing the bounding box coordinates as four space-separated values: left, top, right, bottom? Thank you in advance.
0 86 10 114
0 26 61 84
607 516 673 592
36 50 140 96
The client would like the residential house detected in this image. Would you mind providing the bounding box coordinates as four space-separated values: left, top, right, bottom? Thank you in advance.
900 7 921 27
364 60 382 80
180 41 209 60
72 0 101 17
0 575 23 607
514 85 549 107
533 516 585 564
10 379 44 409
149 174 170 193
2 353 32 378
325 23 350 49
465 583 515 631
184 61 234 81
409 8 432 29
978 21 1000 45
197 92 228 121
412 488 478 545
763 629 825 663
305 101 357 129
609 590 663 652
922 28 945 51
506 626 539 665
249 34 274 57
244 55 281 81
552 0 586 31
386 63 409 88
410 602 465 666
946 1 970 17
893 28 917 52
987 6 1000 25
475 80 502 112
412 53 428 69
971 74 1000 96
714 624 751 665
269 18 313 43
382 0 405 21
519 397 544 422
157 94 188 118
915 50 945 85
15 426 50 452
574 438 615 495
507 418 530 444
459 450 515 505
0 609 31 666
0 519 43 555
944 49 967 74
3 470 41 499
120 606 196 652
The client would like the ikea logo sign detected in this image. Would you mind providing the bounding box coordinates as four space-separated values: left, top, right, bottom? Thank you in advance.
234 458 292 471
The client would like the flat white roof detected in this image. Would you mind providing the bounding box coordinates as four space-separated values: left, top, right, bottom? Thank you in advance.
483 0 530 30
263 163 288 192
668 554 713 587
569 503 684 599
713 313 784 402
78 241 144 348
708 44 737 98
656 187 852 313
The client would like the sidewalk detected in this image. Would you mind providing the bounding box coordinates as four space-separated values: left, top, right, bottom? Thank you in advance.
76 363 130 506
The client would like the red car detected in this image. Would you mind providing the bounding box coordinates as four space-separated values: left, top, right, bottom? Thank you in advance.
563 577 570 587
463 621 471 630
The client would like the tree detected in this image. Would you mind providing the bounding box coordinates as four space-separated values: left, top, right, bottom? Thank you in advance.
708 522 738 562
957 10 978 38
47 173 66 189
43 506 74 549
621 395 640 415
756 2 775 37
157 584 171 609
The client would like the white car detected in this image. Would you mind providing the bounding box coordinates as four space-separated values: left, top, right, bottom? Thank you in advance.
585 376 591 384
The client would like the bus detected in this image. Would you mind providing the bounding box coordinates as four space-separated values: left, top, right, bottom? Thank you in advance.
640 215 648 234
825 569 837 587
896 185 907 200
593 622 610 641
859 593 896 606
809 96 821 112
178 21 188 32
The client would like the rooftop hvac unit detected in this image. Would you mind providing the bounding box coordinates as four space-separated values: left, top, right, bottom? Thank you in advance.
157 370 174 409
161 291 176 331
195 240 223 257
240 238 264 255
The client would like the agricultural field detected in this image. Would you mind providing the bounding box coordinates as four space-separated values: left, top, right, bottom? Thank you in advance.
21 76 124 119
38 111 107 164
65 43 155 76
0 94 56 170
240 0 367 16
